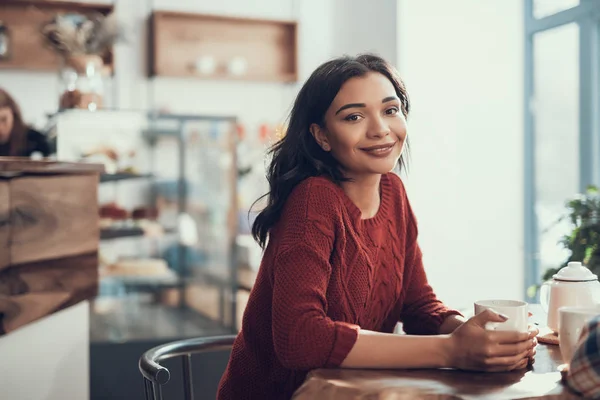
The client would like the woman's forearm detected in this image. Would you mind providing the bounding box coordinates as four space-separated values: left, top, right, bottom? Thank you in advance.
438 314 466 334
341 329 452 369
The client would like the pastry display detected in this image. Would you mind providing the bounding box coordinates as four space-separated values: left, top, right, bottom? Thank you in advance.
132 207 159 221
100 202 129 219
132 207 164 237
81 146 139 175
99 203 165 237
99 202 129 228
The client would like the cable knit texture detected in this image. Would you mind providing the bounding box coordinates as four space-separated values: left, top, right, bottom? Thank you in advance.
217 173 460 399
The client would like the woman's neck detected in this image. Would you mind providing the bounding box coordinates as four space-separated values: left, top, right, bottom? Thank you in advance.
340 174 382 219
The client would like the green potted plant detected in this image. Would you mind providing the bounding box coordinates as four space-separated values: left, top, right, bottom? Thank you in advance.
529 185 600 298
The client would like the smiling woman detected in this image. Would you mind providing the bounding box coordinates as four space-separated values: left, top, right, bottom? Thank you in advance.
216 54 537 400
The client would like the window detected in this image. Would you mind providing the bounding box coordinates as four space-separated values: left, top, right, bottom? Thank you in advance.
524 0 600 300
533 0 580 19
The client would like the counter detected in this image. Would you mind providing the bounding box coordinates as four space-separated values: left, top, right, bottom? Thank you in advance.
0 158 102 400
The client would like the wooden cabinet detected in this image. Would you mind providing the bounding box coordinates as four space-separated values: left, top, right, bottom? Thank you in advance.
0 159 103 335
149 11 298 82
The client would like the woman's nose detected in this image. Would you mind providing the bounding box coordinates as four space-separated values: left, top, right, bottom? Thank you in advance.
367 117 390 139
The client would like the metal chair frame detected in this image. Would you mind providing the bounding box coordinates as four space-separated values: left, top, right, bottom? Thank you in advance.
139 335 236 400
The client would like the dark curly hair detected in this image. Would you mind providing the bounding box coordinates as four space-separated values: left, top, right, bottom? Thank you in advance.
252 53 411 248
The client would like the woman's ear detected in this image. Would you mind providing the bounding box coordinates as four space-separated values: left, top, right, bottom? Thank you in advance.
309 123 331 151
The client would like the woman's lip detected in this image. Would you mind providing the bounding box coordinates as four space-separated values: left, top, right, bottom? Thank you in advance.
360 142 396 151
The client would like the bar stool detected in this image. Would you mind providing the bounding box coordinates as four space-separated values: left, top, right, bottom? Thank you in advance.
138 335 236 400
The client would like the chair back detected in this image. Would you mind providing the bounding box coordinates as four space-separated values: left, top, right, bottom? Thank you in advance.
138 335 236 400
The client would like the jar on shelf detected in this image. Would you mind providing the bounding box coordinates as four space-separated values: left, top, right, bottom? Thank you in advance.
59 54 105 111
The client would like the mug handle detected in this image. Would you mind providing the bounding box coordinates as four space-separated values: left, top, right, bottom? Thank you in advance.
540 281 551 313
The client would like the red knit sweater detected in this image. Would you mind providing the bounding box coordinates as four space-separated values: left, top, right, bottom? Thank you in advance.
217 173 459 399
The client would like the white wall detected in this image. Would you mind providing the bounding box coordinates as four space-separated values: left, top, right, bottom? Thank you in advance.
398 0 525 309
330 0 398 63
0 301 89 400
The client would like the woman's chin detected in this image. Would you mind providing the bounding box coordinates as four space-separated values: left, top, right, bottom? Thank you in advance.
364 164 399 176
342 156 402 177
374 158 402 174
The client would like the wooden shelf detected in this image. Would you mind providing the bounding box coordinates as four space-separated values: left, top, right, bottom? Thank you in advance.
99 225 176 240
0 1 114 72
2 1 113 12
148 11 298 82
153 71 298 83
100 172 153 183
100 227 145 240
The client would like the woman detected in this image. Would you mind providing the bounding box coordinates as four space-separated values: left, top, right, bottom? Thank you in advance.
217 54 538 399
0 88 50 157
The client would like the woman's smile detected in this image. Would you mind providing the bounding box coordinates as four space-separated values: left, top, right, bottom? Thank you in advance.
359 141 397 158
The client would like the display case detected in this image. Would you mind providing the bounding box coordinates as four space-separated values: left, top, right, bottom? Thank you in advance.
52 109 242 344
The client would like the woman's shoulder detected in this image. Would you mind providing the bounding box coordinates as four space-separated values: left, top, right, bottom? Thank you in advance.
287 176 342 211
383 172 419 234
24 128 47 145
25 128 51 156
384 172 409 203
26 128 45 138
282 176 345 220
385 171 405 190
272 176 344 249
296 175 342 194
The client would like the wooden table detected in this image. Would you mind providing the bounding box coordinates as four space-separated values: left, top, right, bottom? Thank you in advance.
293 344 579 399
294 304 581 399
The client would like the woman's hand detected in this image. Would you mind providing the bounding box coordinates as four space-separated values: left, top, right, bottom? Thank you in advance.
527 324 539 367
447 309 538 372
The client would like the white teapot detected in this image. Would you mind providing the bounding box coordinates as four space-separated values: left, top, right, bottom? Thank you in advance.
540 261 600 332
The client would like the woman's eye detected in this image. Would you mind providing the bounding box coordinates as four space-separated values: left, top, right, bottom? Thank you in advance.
344 114 362 122
386 107 399 115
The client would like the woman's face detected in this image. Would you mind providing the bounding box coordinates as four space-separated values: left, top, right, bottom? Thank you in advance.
0 107 14 144
310 72 407 179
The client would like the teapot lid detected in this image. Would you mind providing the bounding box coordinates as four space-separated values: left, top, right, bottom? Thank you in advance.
553 261 598 282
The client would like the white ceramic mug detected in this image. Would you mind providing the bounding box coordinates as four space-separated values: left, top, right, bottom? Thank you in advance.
558 306 600 364
474 300 529 332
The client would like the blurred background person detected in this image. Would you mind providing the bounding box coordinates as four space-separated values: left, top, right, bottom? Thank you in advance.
0 88 50 158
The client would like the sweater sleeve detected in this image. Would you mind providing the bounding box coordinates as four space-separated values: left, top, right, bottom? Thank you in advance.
272 243 359 369
270 182 359 370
